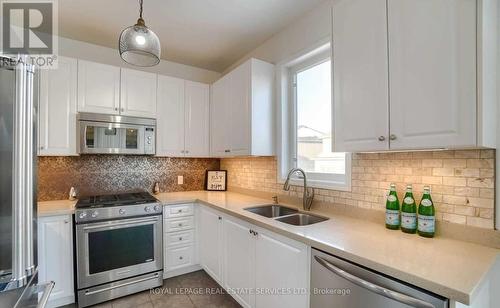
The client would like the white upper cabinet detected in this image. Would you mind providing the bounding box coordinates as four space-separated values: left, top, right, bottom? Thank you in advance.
120 68 158 118
210 58 275 157
77 60 120 114
157 75 185 157
332 0 389 152
210 75 231 156
157 77 210 157
333 0 494 152
39 56 78 156
184 81 210 157
387 0 476 150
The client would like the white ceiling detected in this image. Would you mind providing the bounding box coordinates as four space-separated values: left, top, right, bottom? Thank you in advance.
58 0 324 72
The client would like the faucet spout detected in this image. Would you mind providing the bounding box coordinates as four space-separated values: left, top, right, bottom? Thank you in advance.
283 168 314 211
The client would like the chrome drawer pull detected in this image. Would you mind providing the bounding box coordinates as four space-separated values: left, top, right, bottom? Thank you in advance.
314 256 434 308
179 237 183 241
84 273 160 296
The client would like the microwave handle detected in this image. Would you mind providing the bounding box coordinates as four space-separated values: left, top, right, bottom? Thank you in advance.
314 256 435 308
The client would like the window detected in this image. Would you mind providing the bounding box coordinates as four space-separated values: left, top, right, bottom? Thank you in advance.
278 43 350 190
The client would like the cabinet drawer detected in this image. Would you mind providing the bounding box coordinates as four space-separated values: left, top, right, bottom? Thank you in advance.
164 204 194 218
164 216 194 232
165 245 194 270
165 230 194 247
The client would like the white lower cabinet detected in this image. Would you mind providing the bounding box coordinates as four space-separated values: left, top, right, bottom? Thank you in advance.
37 215 74 308
200 207 309 308
223 217 255 308
198 205 224 284
163 204 199 278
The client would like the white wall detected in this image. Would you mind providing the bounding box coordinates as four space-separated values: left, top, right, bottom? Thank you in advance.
497 0 500 231
59 37 221 84
222 0 333 74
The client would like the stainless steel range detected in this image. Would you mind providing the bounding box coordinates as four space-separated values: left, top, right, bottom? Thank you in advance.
75 192 163 307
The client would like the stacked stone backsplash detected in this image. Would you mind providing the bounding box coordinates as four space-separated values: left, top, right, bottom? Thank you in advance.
221 149 495 229
38 155 219 201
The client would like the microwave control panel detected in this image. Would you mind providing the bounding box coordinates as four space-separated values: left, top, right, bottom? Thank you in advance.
145 127 156 155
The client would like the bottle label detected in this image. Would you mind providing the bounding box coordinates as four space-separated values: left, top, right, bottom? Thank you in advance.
421 199 433 207
401 212 417 229
387 195 397 202
404 197 414 204
385 209 399 226
418 215 435 233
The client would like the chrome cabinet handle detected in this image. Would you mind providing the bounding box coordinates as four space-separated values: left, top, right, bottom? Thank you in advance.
179 256 183 260
314 256 434 308
378 136 386 141
178 223 183 227
178 237 183 241
177 209 182 213
84 273 159 296
390 134 397 141
114 107 118 111
224 149 230 153
218 216 222 220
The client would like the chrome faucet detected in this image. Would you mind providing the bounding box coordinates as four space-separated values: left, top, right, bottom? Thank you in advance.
283 168 314 211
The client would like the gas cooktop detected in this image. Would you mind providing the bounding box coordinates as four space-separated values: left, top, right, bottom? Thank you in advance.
76 192 158 209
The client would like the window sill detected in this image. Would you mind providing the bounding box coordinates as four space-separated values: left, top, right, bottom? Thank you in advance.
278 178 351 192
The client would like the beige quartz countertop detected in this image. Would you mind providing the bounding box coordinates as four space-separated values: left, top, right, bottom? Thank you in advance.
38 191 499 305
38 199 76 217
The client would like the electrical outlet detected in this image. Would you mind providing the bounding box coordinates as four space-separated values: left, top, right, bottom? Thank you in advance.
177 175 184 185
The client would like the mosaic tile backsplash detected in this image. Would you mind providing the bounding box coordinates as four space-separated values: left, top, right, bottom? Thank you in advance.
221 149 496 229
38 155 220 201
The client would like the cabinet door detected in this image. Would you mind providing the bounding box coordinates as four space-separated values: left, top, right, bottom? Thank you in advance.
184 81 210 157
39 56 77 156
388 0 476 149
332 0 389 152
38 215 74 307
228 63 250 155
223 217 255 308
254 228 308 308
156 75 185 157
210 76 231 156
120 68 158 118
198 207 223 284
77 60 120 114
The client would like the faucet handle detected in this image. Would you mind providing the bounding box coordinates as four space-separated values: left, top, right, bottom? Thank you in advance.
272 195 279 204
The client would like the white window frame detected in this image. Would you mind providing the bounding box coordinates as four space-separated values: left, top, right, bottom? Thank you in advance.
276 39 351 191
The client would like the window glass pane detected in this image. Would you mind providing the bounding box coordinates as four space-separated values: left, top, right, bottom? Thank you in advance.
126 129 138 149
296 60 345 175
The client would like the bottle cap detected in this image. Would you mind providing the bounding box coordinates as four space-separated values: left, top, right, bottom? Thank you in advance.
406 184 412 190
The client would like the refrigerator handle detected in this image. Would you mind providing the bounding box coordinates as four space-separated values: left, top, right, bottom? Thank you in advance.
11 58 28 286
24 66 36 276
314 256 435 308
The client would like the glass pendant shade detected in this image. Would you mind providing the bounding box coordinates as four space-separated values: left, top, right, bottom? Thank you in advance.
119 18 161 67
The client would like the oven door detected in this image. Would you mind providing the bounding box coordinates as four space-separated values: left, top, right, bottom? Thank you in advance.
76 215 163 289
79 120 146 154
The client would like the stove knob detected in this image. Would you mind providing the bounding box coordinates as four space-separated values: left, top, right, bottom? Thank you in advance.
154 205 161 212
78 212 87 219
119 209 126 215
144 206 152 212
91 211 99 218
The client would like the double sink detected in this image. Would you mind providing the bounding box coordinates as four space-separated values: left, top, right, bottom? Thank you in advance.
244 204 328 226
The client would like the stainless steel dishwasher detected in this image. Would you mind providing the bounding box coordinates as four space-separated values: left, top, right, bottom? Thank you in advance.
311 248 448 308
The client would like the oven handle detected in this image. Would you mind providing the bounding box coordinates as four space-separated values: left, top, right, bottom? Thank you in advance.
82 216 160 231
314 256 435 308
84 273 160 296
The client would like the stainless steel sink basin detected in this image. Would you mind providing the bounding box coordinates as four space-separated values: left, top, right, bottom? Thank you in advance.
244 205 299 218
275 213 329 226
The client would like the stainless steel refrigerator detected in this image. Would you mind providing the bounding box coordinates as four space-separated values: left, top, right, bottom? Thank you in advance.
0 55 53 307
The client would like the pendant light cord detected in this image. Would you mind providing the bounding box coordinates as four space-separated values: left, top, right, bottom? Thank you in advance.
139 0 143 19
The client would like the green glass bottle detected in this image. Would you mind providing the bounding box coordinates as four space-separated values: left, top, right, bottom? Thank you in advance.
418 186 435 238
385 183 400 230
401 184 417 234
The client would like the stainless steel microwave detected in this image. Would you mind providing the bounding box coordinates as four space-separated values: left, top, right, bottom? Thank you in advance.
77 113 156 155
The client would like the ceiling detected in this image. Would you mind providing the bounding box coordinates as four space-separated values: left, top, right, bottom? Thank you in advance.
58 0 324 72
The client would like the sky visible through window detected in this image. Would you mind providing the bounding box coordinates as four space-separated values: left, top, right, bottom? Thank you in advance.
296 60 345 175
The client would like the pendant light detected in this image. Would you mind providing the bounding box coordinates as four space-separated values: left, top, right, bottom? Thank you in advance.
119 0 161 67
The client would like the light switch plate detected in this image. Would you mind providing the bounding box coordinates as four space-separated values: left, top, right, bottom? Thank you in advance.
177 175 184 185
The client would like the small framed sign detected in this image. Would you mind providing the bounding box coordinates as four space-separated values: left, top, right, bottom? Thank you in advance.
205 170 227 191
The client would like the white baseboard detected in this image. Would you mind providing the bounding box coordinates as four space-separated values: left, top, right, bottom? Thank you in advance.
48 295 75 308
163 264 202 279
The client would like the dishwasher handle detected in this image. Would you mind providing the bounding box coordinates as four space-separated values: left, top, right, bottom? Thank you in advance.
314 256 435 308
